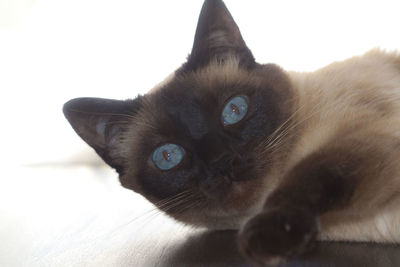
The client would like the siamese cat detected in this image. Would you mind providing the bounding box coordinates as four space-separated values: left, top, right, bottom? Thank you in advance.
63 0 400 265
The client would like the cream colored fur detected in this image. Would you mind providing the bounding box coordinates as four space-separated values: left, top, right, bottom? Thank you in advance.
287 49 400 242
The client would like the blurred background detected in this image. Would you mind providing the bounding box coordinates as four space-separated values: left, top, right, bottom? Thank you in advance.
0 0 399 266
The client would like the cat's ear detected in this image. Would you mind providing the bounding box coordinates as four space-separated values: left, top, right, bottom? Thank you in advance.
184 0 255 71
63 97 142 174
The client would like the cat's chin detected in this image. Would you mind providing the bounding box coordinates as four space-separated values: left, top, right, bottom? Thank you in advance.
161 203 252 230
177 211 251 230
167 184 267 230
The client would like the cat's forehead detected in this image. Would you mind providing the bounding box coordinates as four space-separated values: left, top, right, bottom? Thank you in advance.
140 80 214 141
149 58 251 94
133 59 254 139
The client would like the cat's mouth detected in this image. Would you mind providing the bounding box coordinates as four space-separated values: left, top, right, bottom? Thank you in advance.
199 175 232 200
199 164 259 200
158 163 267 229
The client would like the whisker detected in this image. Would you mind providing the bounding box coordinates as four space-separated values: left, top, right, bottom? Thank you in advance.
258 96 326 156
103 190 195 235
136 191 203 228
100 121 132 127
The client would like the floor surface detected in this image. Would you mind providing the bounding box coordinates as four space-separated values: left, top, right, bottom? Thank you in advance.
2 165 400 267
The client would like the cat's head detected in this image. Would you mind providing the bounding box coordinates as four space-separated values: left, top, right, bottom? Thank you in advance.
64 0 294 229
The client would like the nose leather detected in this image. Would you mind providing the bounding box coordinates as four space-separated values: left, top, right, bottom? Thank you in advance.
210 153 234 177
199 171 232 199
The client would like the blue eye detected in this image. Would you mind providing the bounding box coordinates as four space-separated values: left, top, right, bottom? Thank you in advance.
222 95 248 125
152 144 185 170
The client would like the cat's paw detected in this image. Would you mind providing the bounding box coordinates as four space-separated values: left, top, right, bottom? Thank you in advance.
238 208 318 266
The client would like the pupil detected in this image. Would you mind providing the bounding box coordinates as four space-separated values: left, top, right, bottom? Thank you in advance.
163 150 170 161
231 104 240 115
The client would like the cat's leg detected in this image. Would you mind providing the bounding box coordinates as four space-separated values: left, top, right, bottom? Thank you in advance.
237 139 399 265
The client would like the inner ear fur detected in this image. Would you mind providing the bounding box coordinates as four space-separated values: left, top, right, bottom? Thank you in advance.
63 97 142 174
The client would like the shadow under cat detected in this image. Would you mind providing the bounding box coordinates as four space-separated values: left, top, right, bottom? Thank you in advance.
164 230 400 267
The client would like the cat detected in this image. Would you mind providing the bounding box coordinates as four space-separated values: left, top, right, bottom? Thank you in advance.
63 0 400 265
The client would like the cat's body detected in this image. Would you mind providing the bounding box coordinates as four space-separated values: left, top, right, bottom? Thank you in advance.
64 0 400 265
288 50 400 243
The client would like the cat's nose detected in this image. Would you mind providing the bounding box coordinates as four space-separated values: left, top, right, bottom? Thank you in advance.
210 153 234 177
199 174 231 200
199 153 238 199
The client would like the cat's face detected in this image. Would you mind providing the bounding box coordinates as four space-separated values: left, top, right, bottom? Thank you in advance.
64 0 294 229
